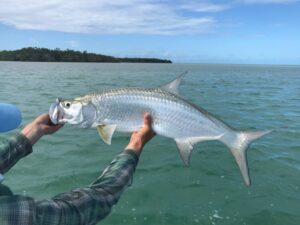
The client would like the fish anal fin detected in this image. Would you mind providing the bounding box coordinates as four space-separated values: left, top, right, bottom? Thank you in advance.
175 135 223 166
175 139 193 166
160 71 187 95
97 124 117 145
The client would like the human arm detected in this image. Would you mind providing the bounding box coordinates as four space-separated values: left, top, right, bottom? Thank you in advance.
33 113 155 225
0 150 140 225
0 114 154 225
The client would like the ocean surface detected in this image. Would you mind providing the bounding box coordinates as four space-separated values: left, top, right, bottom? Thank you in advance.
0 62 299 225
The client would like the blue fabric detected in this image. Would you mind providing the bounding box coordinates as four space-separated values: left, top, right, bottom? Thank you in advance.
0 103 22 132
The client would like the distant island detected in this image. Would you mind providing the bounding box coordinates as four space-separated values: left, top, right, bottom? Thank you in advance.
0 47 172 63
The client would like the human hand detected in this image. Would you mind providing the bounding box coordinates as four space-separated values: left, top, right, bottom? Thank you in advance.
21 113 63 145
125 113 156 155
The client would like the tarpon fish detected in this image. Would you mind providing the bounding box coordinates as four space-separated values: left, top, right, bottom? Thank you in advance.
49 73 271 186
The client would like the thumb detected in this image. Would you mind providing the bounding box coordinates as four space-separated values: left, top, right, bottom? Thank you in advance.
143 113 152 128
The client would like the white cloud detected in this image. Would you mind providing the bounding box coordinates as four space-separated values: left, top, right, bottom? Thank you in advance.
0 0 216 35
181 2 231 12
0 0 297 35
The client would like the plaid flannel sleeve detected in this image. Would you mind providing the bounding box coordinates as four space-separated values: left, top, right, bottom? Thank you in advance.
0 149 139 225
34 150 139 225
0 133 33 174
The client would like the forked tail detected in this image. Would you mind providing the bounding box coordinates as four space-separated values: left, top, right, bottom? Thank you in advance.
221 130 272 186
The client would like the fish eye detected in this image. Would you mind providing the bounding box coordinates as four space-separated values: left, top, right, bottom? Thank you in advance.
65 102 71 108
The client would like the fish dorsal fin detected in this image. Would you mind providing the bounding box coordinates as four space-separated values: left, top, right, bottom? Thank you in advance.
97 124 117 145
175 135 223 166
160 71 187 95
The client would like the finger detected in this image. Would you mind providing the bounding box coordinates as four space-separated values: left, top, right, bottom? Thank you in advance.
35 113 50 123
52 124 64 130
47 119 57 126
143 113 152 127
141 113 155 137
43 124 63 134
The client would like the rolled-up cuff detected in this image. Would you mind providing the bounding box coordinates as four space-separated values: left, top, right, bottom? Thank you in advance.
123 149 139 165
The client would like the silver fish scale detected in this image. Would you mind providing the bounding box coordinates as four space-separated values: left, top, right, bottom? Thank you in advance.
88 88 226 139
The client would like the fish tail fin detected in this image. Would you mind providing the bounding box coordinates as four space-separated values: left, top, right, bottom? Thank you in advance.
221 130 272 186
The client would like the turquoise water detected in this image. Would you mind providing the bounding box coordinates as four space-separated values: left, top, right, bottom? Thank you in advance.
1 62 300 225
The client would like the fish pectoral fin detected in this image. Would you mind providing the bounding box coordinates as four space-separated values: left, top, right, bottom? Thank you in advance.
175 138 194 166
160 71 187 95
97 124 117 145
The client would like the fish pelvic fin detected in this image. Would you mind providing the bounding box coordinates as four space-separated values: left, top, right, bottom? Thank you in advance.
221 130 272 186
175 135 223 166
160 71 188 95
97 124 117 145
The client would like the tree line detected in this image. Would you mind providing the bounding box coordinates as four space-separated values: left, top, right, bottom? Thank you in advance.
0 47 172 63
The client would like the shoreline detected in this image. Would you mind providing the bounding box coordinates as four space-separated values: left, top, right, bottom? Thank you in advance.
0 61 299 67
0 47 172 64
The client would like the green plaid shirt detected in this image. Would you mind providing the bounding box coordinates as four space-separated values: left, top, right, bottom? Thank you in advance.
0 133 139 225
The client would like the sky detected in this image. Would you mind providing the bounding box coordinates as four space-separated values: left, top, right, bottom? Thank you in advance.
0 0 299 64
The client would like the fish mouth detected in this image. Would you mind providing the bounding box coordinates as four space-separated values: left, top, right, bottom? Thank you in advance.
49 98 64 125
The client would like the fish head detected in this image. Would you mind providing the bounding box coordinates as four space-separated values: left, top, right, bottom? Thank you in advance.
49 97 97 127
